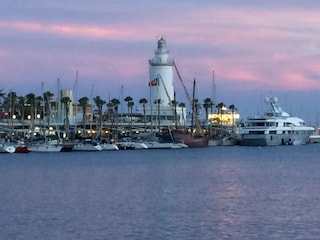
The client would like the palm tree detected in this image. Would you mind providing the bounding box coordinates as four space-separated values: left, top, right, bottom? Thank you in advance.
94 96 106 140
78 96 89 136
61 96 71 136
203 98 214 122
124 96 133 114
43 91 54 126
229 104 237 127
110 98 120 141
111 98 120 117
139 98 148 132
216 102 225 125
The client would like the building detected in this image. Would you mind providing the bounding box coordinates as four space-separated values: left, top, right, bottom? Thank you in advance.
137 37 186 129
208 106 240 126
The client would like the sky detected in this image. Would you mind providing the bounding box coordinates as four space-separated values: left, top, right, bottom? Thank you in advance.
1 0 320 124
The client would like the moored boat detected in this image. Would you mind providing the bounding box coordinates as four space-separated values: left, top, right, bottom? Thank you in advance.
15 146 30 153
143 141 188 149
240 97 314 146
100 143 119 151
72 140 102 151
172 130 209 147
116 141 141 150
28 143 63 152
0 144 16 153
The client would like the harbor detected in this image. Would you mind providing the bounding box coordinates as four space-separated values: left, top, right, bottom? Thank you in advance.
0 38 318 153
2 1 320 239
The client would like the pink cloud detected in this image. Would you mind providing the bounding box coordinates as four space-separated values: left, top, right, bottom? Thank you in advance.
1 5 320 95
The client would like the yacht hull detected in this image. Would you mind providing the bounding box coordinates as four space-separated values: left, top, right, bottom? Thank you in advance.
241 131 313 146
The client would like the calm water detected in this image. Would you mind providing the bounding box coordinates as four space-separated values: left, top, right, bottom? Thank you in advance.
1 145 320 240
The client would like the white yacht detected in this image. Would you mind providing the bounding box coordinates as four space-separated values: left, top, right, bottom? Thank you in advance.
240 97 314 146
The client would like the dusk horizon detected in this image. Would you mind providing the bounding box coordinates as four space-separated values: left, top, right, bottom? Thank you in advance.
1 0 320 124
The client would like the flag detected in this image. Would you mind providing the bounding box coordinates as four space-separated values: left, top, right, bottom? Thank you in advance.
148 78 158 86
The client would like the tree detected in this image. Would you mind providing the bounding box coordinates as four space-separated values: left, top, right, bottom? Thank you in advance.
203 98 214 122
139 98 148 132
110 98 120 141
111 98 120 116
216 102 225 125
43 91 54 126
124 96 133 114
216 102 224 114
229 104 237 127
78 97 89 136
94 96 106 140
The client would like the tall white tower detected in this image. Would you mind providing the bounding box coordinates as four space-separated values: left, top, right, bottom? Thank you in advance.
149 37 174 106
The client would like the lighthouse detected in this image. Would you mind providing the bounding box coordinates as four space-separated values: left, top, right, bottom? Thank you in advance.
144 37 185 129
149 37 174 107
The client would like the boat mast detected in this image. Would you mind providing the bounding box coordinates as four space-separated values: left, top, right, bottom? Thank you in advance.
73 70 79 140
191 78 196 132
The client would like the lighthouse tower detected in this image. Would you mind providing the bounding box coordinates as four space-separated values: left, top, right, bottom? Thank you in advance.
149 37 174 107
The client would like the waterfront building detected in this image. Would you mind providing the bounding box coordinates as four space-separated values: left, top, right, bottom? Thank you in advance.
208 106 240 126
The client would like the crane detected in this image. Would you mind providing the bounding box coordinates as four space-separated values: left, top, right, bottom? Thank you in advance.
173 60 201 132
173 60 193 109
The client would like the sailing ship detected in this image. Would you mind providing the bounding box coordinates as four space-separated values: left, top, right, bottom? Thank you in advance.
171 78 209 147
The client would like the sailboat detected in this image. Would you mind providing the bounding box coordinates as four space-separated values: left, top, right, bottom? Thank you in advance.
171 78 209 147
28 83 68 153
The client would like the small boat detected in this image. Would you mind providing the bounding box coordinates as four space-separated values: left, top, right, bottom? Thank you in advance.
209 136 240 146
72 140 102 151
15 145 30 153
0 143 16 153
143 141 188 149
13 140 30 153
60 142 75 152
116 141 140 150
0 134 16 153
28 143 63 152
240 97 314 146
100 143 119 151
